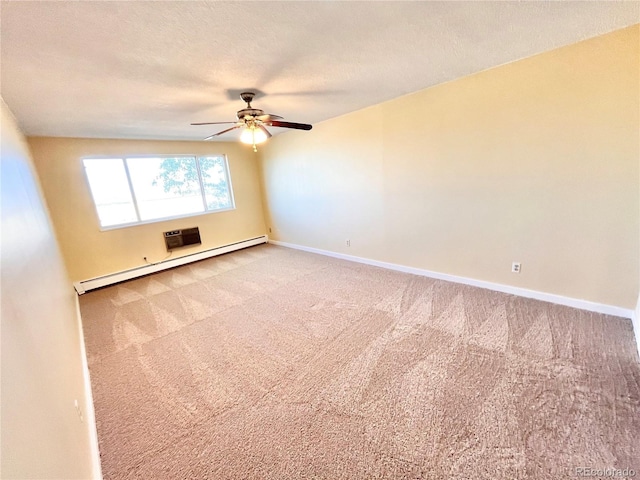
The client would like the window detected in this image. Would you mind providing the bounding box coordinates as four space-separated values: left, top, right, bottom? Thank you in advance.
83 155 234 228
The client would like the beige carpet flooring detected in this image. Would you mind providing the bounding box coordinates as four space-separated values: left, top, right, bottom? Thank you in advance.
79 244 640 479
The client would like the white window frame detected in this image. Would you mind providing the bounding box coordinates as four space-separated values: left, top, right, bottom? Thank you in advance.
82 154 235 231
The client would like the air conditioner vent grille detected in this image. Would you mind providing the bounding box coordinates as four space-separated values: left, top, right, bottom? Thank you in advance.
164 227 201 250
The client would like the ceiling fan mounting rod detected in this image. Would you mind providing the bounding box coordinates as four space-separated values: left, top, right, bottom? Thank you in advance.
237 92 264 119
240 91 255 106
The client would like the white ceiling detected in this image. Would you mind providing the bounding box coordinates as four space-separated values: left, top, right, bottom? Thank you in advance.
1 1 638 141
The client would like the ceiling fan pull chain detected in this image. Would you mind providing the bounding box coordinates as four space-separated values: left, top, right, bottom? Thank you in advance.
252 127 257 152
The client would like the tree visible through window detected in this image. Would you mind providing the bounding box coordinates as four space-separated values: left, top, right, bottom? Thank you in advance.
83 155 234 228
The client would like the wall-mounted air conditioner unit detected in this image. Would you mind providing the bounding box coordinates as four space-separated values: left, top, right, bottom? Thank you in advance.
164 227 201 251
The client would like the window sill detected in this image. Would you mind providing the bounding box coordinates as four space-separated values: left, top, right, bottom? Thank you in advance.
98 206 236 232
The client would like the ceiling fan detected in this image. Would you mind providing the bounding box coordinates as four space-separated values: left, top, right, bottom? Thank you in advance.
191 91 312 151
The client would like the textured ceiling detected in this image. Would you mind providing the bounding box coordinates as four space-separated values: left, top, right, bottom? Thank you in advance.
1 1 638 141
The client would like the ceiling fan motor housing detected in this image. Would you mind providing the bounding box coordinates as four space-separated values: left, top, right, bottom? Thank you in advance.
236 107 265 120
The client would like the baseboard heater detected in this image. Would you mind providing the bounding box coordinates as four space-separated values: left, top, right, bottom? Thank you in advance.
73 235 268 294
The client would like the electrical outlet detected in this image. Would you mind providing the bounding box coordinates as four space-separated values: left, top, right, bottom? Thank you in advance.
269 227 272 233
346 239 351 247
511 262 521 273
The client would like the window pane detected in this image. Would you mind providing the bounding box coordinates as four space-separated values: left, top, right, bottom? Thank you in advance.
83 159 137 227
200 156 233 210
126 157 205 221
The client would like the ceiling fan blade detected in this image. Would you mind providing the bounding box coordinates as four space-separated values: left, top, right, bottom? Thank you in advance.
191 121 236 126
258 125 272 138
204 125 241 140
257 114 283 121
268 120 312 131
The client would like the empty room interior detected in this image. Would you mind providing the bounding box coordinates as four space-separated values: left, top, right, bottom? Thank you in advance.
2 2 640 479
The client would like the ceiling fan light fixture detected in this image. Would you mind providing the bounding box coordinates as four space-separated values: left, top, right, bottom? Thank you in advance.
240 125 268 146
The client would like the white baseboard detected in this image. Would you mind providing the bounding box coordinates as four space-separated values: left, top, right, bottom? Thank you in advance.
74 296 103 479
269 239 634 320
74 235 268 294
633 296 640 360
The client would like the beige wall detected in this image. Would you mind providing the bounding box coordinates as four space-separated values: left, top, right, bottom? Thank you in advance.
1 101 100 478
260 25 640 309
28 138 266 282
